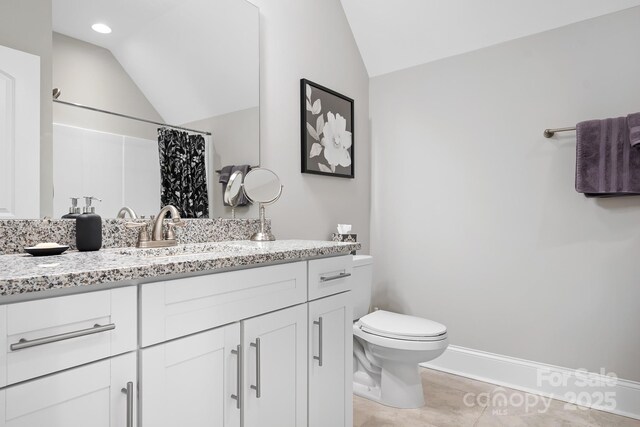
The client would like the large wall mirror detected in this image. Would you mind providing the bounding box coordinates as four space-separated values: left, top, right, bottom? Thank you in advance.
50 0 259 219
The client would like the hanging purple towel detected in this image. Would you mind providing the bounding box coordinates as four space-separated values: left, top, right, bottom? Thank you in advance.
576 116 640 197
629 112 640 150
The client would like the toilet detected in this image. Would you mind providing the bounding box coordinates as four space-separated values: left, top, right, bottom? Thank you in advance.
351 255 448 409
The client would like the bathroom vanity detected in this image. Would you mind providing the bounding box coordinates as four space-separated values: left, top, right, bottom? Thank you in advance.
0 240 358 427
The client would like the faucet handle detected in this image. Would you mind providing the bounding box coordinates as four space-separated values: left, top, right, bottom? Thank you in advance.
125 221 150 245
165 220 186 240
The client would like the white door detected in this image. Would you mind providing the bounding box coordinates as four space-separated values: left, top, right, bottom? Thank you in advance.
0 352 136 427
308 292 353 427
243 304 307 427
0 44 40 218
140 323 241 427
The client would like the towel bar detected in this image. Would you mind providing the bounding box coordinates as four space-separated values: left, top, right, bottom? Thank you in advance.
544 127 576 138
215 165 259 174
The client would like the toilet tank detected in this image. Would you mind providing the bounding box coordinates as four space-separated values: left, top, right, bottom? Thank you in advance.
351 255 373 320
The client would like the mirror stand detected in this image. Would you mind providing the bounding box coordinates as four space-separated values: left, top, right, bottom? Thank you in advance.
250 204 276 241
242 168 283 242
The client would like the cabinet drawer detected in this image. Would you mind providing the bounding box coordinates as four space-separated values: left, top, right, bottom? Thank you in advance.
0 287 137 388
0 352 136 427
308 256 353 301
140 262 307 347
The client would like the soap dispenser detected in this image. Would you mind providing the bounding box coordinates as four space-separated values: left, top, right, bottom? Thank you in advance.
61 197 82 219
76 196 102 251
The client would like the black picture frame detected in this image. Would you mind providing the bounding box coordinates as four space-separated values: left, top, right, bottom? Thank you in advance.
300 79 354 179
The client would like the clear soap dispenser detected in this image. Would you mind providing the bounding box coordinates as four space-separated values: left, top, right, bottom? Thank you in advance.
61 197 82 219
76 196 102 251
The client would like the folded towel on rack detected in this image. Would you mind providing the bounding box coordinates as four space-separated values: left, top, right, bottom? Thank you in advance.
576 116 640 197
218 165 251 206
218 165 234 184
629 112 640 150
231 165 251 206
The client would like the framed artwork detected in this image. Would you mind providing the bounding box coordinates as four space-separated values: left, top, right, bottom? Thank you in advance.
300 79 354 178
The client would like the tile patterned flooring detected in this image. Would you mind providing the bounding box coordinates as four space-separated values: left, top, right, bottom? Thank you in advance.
354 368 640 427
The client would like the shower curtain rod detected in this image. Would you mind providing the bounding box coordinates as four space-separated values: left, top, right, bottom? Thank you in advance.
53 99 212 136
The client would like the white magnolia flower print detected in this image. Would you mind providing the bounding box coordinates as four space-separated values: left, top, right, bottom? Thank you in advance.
321 112 352 167
306 86 321 116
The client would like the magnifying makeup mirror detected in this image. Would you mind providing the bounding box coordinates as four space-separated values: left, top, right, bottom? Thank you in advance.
224 170 244 219
242 168 283 241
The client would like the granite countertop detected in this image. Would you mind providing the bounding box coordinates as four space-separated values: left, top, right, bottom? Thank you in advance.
0 240 360 298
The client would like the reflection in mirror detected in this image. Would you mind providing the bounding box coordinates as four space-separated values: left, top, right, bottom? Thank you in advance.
243 169 283 205
243 168 283 242
224 171 244 219
47 0 259 219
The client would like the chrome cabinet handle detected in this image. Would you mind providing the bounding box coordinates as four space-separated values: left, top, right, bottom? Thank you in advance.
313 317 324 367
230 344 242 409
320 272 352 282
250 338 261 398
121 381 134 427
10 323 116 351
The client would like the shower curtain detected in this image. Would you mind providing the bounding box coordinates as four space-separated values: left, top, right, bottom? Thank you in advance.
158 128 209 218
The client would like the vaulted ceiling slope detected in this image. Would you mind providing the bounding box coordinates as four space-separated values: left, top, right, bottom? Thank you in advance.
52 0 258 125
340 0 640 77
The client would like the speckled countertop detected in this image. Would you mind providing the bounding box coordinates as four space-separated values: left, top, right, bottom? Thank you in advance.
0 240 360 298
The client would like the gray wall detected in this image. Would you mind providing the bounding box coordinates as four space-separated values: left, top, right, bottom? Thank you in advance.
251 0 371 252
0 0 52 217
370 7 640 381
52 33 163 140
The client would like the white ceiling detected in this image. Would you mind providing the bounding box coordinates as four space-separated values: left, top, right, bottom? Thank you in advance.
52 0 259 124
340 0 640 77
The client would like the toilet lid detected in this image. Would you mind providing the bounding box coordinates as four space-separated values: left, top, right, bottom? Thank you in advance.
359 310 447 340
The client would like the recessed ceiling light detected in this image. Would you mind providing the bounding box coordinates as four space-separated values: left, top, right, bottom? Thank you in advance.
91 23 112 34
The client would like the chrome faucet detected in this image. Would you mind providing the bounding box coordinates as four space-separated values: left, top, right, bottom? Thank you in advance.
117 206 138 219
125 205 185 248
151 205 185 241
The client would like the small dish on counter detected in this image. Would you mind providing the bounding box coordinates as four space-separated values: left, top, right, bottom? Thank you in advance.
24 243 70 257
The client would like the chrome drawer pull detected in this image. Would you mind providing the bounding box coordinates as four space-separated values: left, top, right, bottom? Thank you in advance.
121 381 134 427
320 272 351 282
250 338 261 398
10 323 116 351
230 344 242 409
313 317 324 367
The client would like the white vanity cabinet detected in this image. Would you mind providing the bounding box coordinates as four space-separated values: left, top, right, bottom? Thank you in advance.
0 253 354 427
0 352 136 427
308 291 353 427
140 323 241 427
243 304 308 427
306 255 353 427
0 287 138 427
140 303 308 427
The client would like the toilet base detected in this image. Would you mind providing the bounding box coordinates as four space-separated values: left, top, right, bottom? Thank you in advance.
353 361 425 409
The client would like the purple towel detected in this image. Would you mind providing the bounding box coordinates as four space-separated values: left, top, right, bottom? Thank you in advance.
219 164 251 206
629 112 640 150
576 116 640 197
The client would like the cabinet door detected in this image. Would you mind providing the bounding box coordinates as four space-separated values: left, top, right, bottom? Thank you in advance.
243 304 307 427
0 352 136 427
140 323 240 427
308 292 353 427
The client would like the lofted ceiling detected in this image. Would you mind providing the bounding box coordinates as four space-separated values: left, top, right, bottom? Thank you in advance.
340 0 640 77
52 0 259 125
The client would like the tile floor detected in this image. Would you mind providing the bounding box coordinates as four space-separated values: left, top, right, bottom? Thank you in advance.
354 368 640 427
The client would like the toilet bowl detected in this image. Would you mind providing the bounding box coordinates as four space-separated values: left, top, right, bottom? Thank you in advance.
351 255 448 409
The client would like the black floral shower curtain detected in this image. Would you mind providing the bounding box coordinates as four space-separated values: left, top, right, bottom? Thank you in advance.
158 128 209 218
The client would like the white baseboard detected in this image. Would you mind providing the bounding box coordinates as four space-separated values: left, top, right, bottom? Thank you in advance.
421 345 640 421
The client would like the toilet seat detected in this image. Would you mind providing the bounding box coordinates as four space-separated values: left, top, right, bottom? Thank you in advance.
353 322 448 352
359 310 447 341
